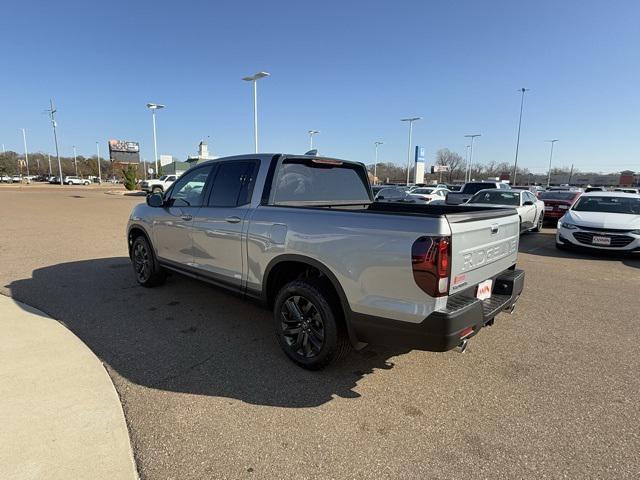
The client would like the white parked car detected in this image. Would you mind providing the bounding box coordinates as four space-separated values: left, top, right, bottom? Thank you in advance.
466 188 545 233
556 192 640 252
11 175 23 183
409 187 450 203
64 176 91 185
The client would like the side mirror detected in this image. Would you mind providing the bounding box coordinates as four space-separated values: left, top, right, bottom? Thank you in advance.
523 200 534 206
147 192 164 208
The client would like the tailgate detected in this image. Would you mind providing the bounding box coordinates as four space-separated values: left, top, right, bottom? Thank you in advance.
446 210 519 294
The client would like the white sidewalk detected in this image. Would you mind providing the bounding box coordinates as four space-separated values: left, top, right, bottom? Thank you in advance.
0 294 138 480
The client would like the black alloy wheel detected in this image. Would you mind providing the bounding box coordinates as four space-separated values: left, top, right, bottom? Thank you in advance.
280 295 325 358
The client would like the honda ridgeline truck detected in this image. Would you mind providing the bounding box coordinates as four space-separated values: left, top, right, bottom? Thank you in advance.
127 154 525 369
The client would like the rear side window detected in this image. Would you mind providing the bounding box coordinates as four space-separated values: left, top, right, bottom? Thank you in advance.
208 161 256 207
273 158 370 205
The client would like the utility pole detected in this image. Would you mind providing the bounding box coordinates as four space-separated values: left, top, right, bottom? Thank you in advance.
47 99 63 185
401 117 422 185
546 139 558 187
512 88 530 185
464 134 481 182
568 163 574 185
308 130 320 150
73 145 78 176
374 141 383 185
242 72 270 153
47 154 52 176
21 128 29 177
96 142 102 182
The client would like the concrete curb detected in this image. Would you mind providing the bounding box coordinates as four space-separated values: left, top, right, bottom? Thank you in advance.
0 294 138 480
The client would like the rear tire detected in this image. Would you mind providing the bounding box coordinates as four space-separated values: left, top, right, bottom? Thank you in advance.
131 235 166 287
531 212 543 232
273 279 351 370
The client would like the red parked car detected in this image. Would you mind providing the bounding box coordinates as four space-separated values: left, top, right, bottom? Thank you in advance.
539 191 582 223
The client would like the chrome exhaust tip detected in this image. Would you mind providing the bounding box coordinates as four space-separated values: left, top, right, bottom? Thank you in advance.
456 339 469 354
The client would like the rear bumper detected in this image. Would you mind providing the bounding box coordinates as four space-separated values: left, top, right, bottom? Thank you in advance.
350 268 525 351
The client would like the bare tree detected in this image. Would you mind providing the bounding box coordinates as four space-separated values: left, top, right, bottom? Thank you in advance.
435 148 465 182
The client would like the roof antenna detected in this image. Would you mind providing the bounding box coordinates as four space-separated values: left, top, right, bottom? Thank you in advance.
304 149 318 156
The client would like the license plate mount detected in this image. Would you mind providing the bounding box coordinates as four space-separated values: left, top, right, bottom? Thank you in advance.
476 279 493 301
592 235 611 246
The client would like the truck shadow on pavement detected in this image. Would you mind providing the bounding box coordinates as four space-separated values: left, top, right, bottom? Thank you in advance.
7 258 407 408
519 230 640 269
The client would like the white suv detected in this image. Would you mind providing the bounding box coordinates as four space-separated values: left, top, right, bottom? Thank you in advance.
64 176 91 185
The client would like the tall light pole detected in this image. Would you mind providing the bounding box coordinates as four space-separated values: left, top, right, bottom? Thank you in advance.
47 99 63 185
374 141 383 185
401 117 421 185
47 153 52 177
308 130 320 150
146 103 165 178
21 128 29 177
512 87 530 185
464 134 481 182
96 142 102 182
242 71 270 153
73 145 78 176
546 139 559 187
465 145 471 181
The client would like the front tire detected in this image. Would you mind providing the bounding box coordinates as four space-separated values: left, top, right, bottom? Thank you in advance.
152 186 163 194
273 280 351 370
131 235 166 287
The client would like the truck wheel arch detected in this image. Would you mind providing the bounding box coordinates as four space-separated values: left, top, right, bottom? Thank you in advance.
263 255 362 348
128 225 154 259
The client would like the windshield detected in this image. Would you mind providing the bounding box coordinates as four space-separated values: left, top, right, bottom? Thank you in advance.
469 190 520 206
158 175 168 181
273 158 370 205
412 188 434 194
540 191 577 201
572 196 640 214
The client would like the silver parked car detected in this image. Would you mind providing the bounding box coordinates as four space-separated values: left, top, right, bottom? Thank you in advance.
127 154 525 369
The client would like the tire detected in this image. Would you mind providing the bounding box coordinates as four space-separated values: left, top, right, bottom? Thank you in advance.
555 241 566 250
273 279 352 370
152 186 163 194
131 235 166 287
531 211 543 232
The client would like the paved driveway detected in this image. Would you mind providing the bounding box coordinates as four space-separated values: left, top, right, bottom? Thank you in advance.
1 186 639 479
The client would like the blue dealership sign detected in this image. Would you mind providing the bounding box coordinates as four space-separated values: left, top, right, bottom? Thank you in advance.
415 146 425 164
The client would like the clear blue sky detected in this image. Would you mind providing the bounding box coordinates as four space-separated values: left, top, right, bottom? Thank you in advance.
2 0 639 173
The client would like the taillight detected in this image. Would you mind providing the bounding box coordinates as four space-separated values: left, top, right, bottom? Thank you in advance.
411 236 451 297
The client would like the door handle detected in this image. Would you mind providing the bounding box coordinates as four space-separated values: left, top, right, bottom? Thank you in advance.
225 216 241 224
181 214 193 221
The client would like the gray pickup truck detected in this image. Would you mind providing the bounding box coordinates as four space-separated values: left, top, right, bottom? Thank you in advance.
127 154 524 369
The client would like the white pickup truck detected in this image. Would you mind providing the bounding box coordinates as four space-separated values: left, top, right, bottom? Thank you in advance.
128 154 525 369
446 181 511 205
140 174 179 194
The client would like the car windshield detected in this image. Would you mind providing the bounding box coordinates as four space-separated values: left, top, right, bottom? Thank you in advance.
469 191 520 206
572 196 640 214
159 175 168 181
464 183 497 194
540 191 577 200
412 188 434 194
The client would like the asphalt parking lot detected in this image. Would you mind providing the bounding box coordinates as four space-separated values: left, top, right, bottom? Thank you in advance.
1 185 639 480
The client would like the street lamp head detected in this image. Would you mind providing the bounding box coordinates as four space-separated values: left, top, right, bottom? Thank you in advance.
517 88 530 93
400 117 422 122
546 139 559 143
242 71 271 81
375 141 384 146
146 103 165 110
308 130 320 135
464 134 481 138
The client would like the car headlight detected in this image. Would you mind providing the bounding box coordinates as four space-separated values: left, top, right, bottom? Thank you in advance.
631 229 640 235
561 222 578 230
